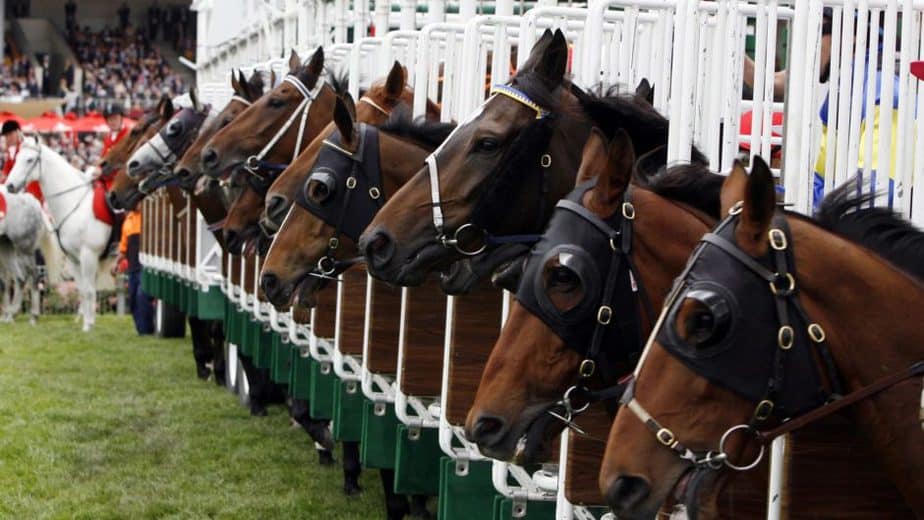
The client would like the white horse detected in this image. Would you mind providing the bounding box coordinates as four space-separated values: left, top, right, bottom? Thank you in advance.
4 136 110 331
0 184 60 323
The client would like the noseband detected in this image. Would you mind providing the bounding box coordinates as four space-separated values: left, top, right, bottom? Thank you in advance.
425 84 553 257
622 202 924 477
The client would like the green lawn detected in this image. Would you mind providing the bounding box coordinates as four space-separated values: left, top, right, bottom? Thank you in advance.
0 314 384 519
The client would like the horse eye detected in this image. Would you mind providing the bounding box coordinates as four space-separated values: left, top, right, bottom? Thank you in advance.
306 172 336 204
167 122 181 136
541 253 585 313
268 97 286 109
221 116 234 127
473 137 500 154
680 290 731 349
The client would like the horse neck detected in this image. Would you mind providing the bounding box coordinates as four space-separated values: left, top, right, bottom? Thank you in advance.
631 190 716 318
36 146 87 216
378 135 434 197
266 86 336 165
787 218 924 507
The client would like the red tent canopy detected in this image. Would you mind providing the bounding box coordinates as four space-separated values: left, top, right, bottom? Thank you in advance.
0 111 26 129
66 114 137 133
23 111 74 133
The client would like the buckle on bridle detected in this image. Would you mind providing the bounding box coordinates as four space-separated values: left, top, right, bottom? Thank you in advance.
777 325 794 350
329 237 339 250
578 359 596 378
656 427 677 447
807 323 826 343
622 202 636 220
369 187 381 199
729 201 744 215
752 400 774 421
597 305 613 325
768 228 787 250
718 424 765 471
769 272 796 296
540 154 552 168
245 155 260 171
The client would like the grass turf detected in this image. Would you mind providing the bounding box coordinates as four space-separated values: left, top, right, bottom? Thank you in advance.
0 314 385 519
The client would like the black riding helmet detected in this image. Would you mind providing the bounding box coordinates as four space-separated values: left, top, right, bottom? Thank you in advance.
1 119 21 135
103 102 125 117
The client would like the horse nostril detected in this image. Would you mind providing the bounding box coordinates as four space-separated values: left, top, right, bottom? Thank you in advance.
363 230 396 270
107 191 122 210
467 414 507 447
261 273 280 302
606 476 651 513
175 167 191 178
202 148 219 170
127 160 140 173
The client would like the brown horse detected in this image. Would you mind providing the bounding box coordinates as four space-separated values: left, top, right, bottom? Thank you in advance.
100 95 174 178
259 96 455 309
225 62 442 257
602 160 924 518
359 30 696 293
200 47 333 178
464 129 718 466
106 98 177 210
258 61 442 236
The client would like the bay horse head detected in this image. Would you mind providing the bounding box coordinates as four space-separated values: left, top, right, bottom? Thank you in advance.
260 61 441 236
358 29 591 288
173 69 268 192
464 128 719 466
99 95 174 177
259 97 454 309
200 47 332 178
107 98 176 211
126 87 210 185
601 160 924 518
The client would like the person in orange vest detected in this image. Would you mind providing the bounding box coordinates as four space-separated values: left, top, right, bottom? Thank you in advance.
1 120 43 203
113 209 154 334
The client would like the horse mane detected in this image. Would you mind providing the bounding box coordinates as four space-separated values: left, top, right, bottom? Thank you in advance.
579 88 708 163
379 106 456 150
639 163 725 219
815 179 924 282
327 68 350 96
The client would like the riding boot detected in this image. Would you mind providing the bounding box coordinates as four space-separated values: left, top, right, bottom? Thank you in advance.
381 469 411 520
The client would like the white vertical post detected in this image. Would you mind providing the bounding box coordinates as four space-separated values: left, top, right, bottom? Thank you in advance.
877 1 898 207
355 0 370 41
766 434 790 520
374 0 390 36
400 0 416 30
897 0 919 216
460 0 477 20
334 0 347 43
427 0 446 24
496 0 514 17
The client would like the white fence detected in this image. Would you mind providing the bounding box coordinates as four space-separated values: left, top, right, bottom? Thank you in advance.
178 1 924 519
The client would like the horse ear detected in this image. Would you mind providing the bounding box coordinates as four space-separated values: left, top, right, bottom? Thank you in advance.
534 29 568 88
595 129 635 207
248 69 264 95
237 70 252 100
306 46 325 76
385 61 406 101
736 156 776 250
575 127 608 186
270 69 277 89
635 78 654 105
231 69 243 95
517 29 554 76
720 159 748 216
333 96 355 145
491 255 527 293
160 96 175 120
288 49 301 74
190 86 202 111
341 93 357 119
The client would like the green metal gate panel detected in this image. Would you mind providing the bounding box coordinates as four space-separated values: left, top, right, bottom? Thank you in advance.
394 424 442 495
438 458 498 520
308 359 335 420
332 379 365 442
290 347 311 400
360 400 398 469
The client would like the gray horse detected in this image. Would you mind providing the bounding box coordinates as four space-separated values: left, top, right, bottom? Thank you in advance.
0 185 56 324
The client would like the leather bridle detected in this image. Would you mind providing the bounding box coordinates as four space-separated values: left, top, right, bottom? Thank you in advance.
243 74 325 181
622 202 924 475
425 84 553 257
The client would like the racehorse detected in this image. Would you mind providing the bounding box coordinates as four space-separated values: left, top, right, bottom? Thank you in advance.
602 159 924 518
200 47 333 179
359 30 700 293
259 97 455 308
257 60 442 237
0 184 57 323
4 137 107 331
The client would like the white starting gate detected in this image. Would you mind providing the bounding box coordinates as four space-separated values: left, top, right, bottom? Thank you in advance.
141 0 924 518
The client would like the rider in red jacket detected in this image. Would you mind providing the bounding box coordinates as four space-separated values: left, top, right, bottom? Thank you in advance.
1 120 43 203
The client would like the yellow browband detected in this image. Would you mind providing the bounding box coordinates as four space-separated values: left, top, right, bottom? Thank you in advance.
489 84 550 119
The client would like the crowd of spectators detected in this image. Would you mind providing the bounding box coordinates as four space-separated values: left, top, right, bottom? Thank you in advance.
1 2 194 117
43 133 106 172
